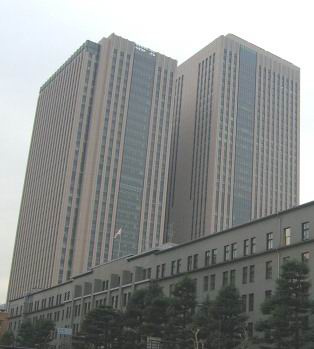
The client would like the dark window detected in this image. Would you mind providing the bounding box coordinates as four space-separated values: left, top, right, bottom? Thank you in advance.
193 254 199 269
171 261 176 275
205 250 211 266
249 265 255 283
250 237 256 254
224 245 230 261
156 265 160 279
231 243 237 259
243 239 249 256
248 293 254 311
265 261 272 279
302 222 310 241
212 249 217 264
223 271 229 286
265 290 272 300
203 276 209 292
247 322 253 337
210 274 216 290
266 232 273 250
161 264 166 278
187 256 193 271
242 266 248 284
177 259 181 273
241 294 247 312
230 270 236 285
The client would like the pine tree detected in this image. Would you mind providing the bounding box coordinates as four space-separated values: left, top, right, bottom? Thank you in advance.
209 285 247 349
165 277 197 349
80 305 123 349
256 260 313 349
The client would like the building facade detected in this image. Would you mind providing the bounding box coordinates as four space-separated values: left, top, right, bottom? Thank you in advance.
7 201 314 347
166 34 300 243
8 34 176 301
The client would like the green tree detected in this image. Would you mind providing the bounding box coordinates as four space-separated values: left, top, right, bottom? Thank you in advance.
124 281 170 348
165 277 197 349
0 329 15 346
17 319 54 348
209 285 247 349
80 305 123 349
193 297 213 348
256 260 313 349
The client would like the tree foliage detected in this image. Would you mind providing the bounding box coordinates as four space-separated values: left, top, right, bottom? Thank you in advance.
256 260 313 349
80 306 123 349
0 329 15 346
17 319 55 348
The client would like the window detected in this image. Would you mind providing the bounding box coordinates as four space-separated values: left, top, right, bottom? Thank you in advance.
171 261 176 275
302 251 310 263
230 270 236 285
161 264 166 278
266 232 273 250
247 322 253 338
205 250 211 267
248 293 254 311
302 222 310 241
283 227 291 246
210 274 216 290
249 265 255 283
243 239 249 256
147 268 152 279
193 254 199 269
242 266 248 284
224 245 230 261
231 243 237 259
250 237 256 254
241 295 247 312
203 276 209 292
187 256 193 271
211 249 217 264
265 290 272 300
176 259 181 273
223 271 229 286
156 265 160 279
265 261 272 279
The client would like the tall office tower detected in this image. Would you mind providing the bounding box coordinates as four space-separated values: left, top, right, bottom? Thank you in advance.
166 34 299 244
8 34 176 301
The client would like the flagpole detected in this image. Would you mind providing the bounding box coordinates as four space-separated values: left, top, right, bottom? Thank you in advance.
117 232 122 258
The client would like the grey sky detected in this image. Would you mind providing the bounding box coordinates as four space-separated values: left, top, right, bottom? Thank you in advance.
1 0 314 304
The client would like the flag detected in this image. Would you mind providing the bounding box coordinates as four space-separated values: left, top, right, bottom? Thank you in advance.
114 228 122 239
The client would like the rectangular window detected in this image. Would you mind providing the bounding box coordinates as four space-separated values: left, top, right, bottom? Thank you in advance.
203 276 209 292
265 290 272 300
161 264 166 278
247 322 253 338
210 274 216 290
241 294 247 312
302 251 310 263
147 268 151 279
187 256 193 271
230 270 236 285
205 250 211 267
249 265 255 283
283 227 291 246
156 265 160 279
265 261 272 279
223 271 229 286
224 245 230 261
177 259 181 273
212 249 217 264
248 293 254 311
193 254 199 269
302 222 310 241
242 266 248 284
243 239 249 256
171 261 176 275
250 237 256 254
231 243 237 259
266 232 273 250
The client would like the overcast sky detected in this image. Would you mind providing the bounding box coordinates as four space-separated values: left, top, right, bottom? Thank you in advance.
1 0 314 304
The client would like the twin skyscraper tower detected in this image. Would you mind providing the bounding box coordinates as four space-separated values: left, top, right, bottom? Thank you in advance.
8 33 300 301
